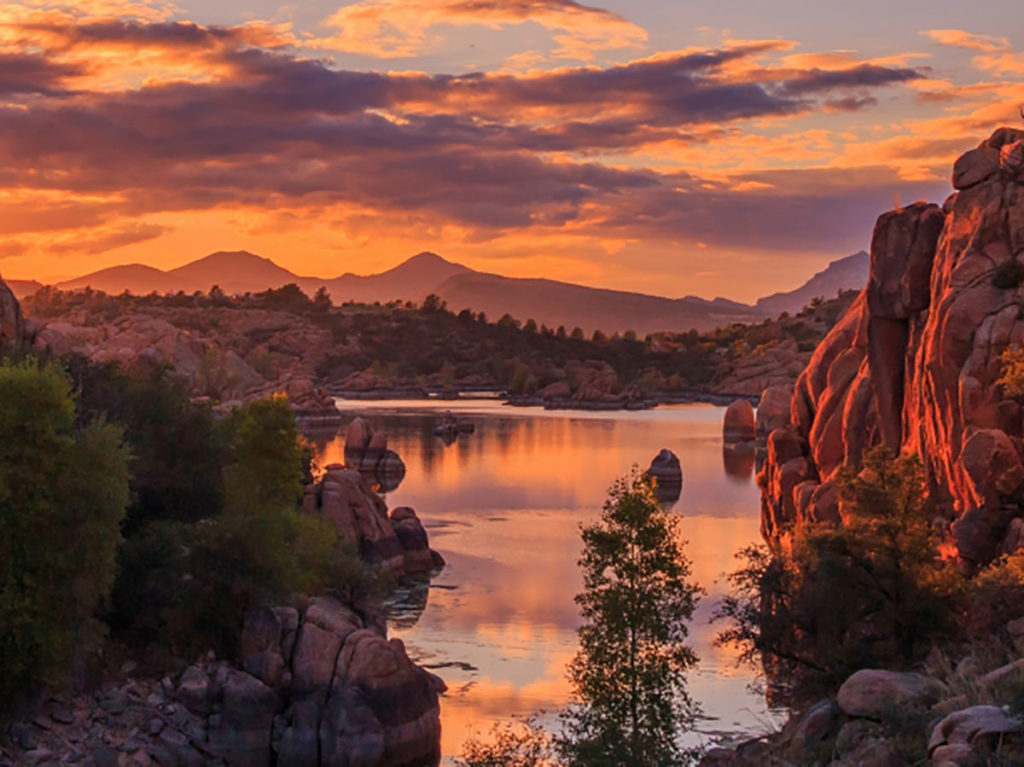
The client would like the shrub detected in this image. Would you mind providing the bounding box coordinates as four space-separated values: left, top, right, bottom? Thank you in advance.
716 447 964 697
0 360 130 697
998 345 1024 397
111 395 377 657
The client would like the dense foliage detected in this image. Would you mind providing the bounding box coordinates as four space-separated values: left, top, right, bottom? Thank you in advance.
715 447 965 698
0 360 130 699
111 394 375 656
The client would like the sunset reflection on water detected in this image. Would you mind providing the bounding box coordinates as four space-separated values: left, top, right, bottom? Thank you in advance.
310 400 780 760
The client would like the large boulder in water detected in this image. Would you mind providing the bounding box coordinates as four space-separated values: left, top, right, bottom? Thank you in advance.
723 399 756 443
648 449 682 506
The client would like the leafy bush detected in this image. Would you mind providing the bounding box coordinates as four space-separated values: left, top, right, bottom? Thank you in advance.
0 360 130 697
716 447 963 697
67 356 225 532
457 717 557 767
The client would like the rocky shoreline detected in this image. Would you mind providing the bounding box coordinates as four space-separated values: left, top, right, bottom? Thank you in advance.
1 598 445 767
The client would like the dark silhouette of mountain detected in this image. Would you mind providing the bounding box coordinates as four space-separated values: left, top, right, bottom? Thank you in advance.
56 264 178 295
44 248 870 334
754 251 869 317
318 252 472 304
167 251 302 294
429 272 762 334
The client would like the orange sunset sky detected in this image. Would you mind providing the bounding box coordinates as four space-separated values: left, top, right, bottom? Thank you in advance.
1 0 1023 301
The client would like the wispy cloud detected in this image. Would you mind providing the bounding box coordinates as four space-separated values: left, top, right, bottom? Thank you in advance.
312 0 647 59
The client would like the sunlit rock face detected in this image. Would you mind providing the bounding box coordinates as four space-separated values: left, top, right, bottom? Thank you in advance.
761 127 1024 566
0 276 23 353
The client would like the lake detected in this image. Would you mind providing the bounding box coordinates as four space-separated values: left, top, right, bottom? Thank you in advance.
308 399 781 761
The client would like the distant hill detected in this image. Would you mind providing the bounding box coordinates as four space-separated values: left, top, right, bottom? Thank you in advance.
41 248 871 334
317 252 472 305
429 272 762 334
6 279 44 301
754 251 869 317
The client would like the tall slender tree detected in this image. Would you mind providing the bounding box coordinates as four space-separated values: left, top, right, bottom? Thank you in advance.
560 470 702 766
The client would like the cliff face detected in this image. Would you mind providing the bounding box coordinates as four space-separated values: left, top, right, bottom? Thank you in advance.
762 128 1024 565
0 275 23 353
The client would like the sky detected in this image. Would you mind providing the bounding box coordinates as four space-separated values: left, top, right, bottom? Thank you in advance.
0 0 1023 301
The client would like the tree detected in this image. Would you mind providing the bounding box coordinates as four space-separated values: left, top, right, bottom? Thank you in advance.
591 329 607 343
524 318 539 334
0 360 130 696
69 356 225 532
313 286 333 313
570 327 584 341
559 471 701 766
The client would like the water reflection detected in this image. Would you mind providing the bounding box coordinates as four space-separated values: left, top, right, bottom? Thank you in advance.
311 400 781 760
722 443 757 481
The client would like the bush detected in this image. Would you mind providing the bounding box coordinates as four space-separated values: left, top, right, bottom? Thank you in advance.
716 447 964 697
0 360 130 697
998 345 1024 397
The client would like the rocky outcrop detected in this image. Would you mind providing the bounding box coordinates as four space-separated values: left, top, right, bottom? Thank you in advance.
648 449 682 506
30 305 339 417
0 275 23 354
302 464 440 576
759 128 1024 564
0 599 443 767
342 418 407 491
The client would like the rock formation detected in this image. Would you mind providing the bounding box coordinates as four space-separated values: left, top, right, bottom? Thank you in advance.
30 304 339 418
759 128 1024 564
0 275 23 353
302 464 441 576
647 449 682 506
723 399 756 443
343 418 407 490
0 599 444 766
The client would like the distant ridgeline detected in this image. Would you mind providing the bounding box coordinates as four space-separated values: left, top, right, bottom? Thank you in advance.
24 246 870 336
20 279 857 408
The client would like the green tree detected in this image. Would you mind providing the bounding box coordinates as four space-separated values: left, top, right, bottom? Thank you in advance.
560 471 701 766
0 360 130 696
69 356 225 532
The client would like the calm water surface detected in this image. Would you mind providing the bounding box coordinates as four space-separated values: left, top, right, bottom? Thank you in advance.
309 399 781 761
